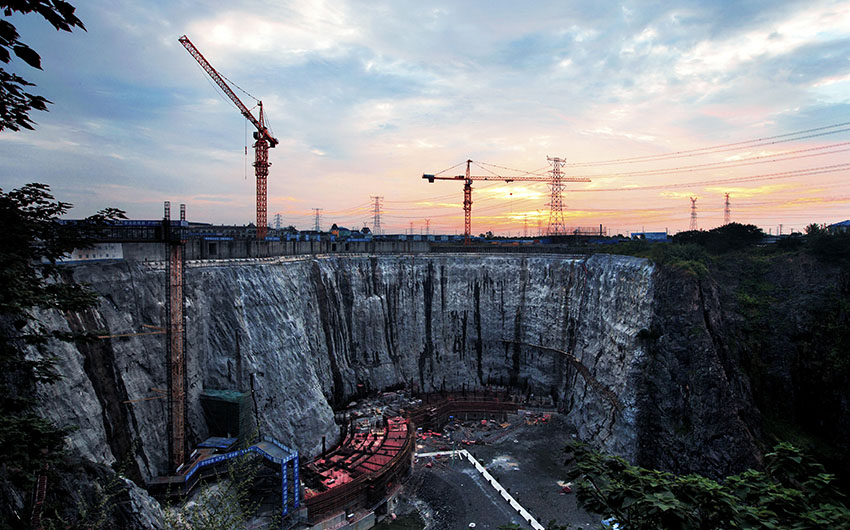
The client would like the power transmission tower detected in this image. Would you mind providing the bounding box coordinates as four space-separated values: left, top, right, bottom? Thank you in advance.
724 193 731 225
422 158 588 243
523 214 528 237
689 197 698 231
536 210 542 236
274 213 282 230
547 156 568 236
371 196 384 235
425 218 431 235
409 221 413 235
313 208 322 232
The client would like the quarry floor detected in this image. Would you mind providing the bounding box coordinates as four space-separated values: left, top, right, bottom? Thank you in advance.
389 412 599 529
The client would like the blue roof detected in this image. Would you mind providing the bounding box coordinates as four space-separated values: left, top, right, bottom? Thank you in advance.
828 220 850 227
198 437 238 449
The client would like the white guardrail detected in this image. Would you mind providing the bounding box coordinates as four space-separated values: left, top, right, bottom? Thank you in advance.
415 450 545 530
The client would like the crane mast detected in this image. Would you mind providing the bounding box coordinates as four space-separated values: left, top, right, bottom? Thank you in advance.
423 159 591 243
178 35 279 240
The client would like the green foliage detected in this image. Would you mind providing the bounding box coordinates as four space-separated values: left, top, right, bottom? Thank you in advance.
1 0 85 130
42 462 130 530
673 223 765 253
605 240 712 277
805 223 823 236
564 441 850 530
163 454 279 530
805 230 850 264
0 183 123 494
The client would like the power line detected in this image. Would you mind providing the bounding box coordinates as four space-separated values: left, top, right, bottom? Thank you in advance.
576 142 850 179
564 121 850 167
568 163 850 192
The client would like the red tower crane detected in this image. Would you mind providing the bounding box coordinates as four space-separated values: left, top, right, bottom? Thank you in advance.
179 35 279 240
423 160 590 243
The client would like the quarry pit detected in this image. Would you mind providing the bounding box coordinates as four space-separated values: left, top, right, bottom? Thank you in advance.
32 250 766 528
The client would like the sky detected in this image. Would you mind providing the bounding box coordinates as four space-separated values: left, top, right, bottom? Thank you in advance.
1 0 849 235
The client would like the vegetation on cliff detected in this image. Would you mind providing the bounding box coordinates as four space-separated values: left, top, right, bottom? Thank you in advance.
0 184 123 528
609 222 850 493
565 441 850 530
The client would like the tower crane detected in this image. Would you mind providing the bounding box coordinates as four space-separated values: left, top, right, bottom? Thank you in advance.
423 159 590 243
178 35 279 240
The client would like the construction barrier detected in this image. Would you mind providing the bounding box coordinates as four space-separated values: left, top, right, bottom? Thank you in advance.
415 450 544 530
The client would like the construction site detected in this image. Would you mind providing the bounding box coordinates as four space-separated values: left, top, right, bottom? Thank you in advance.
6 10 850 530
23 38 629 529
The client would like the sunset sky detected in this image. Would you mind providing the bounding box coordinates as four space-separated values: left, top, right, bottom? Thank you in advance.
1 0 848 235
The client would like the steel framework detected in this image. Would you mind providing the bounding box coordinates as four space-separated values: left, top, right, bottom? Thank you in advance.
370 196 384 235
422 159 590 243
690 197 699 231
164 201 187 470
546 156 567 235
313 208 322 232
724 193 731 225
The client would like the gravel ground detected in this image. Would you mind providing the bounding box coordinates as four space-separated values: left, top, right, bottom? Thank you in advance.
407 462 529 529
400 412 600 529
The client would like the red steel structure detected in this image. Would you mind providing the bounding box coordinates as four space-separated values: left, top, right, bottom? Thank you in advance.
302 416 414 523
164 201 187 470
423 159 590 243
178 35 279 240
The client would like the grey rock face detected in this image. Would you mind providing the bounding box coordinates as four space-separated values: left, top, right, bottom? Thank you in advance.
36 254 654 481
34 252 759 488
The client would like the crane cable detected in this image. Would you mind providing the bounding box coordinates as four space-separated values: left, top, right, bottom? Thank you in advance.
219 71 259 103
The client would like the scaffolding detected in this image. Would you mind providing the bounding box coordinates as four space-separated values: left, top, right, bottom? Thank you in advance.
164 201 187 471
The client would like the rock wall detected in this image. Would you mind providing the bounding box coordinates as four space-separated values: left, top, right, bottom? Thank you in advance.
35 252 760 487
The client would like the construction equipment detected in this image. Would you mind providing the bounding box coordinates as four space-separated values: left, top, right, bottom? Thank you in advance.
422 159 590 243
178 35 279 240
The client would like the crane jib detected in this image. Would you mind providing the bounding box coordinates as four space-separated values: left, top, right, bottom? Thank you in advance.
179 34 276 240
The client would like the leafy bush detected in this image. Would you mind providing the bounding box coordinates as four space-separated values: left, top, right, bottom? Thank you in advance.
564 441 850 530
673 223 764 253
806 231 850 264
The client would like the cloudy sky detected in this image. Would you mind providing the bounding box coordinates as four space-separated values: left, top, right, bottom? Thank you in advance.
1 0 849 235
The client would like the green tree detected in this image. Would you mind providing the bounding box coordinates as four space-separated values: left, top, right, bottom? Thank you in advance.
1 0 85 131
0 183 124 524
163 453 279 530
805 223 823 236
564 441 850 529
672 223 764 253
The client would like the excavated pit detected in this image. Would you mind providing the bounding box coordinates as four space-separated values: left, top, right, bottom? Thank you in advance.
39 254 654 484
31 252 767 526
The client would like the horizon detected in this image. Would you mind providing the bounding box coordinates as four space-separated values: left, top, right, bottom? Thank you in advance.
1 1 849 235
